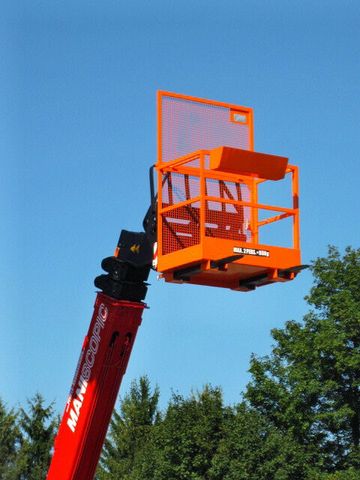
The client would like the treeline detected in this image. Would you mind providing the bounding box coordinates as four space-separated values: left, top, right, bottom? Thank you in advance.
1 246 359 479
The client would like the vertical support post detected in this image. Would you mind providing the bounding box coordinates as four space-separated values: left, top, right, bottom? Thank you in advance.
292 166 300 250
157 168 163 256
251 178 259 244
156 91 163 258
248 108 255 152
200 151 206 246
157 91 162 164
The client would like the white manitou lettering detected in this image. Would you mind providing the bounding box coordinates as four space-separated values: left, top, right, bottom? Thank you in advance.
67 407 79 434
66 303 108 433
67 378 88 433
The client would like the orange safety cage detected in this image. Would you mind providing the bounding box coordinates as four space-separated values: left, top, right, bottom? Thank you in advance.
154 91 302 291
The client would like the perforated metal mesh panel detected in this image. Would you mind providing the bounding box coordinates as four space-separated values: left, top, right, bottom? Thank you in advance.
161 171 251 255
205 178 251 242
161 172 200 207
160 94 251 163
161 172 200 255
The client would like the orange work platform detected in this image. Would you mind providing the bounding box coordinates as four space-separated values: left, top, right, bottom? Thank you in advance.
154 92 302 291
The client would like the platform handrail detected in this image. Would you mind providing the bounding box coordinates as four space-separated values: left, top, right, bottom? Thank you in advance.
157 150 300 251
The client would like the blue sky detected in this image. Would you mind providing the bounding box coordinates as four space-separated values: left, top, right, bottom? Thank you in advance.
1 0 359 412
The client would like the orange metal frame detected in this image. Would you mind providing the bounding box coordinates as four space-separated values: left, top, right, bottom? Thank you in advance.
155 92 301 290
156 151 300 280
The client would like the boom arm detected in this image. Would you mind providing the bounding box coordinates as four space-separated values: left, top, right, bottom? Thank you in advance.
47 230 153 479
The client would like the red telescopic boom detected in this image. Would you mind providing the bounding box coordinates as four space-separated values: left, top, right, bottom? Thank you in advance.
47 295 145 479
47 231 153 479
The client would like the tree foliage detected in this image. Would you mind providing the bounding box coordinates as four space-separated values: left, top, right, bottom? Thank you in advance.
97 375 160 480
211 403 313 480
0 399 20 479
246 246 360 472
8 393 57 480
153 385 224 480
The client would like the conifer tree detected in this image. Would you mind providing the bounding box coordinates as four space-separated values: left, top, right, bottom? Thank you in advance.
10 393 57 480
0 399 20 479
97 375 160 479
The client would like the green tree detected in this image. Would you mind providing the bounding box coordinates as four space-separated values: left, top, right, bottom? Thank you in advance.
210 403 313 480
316 469 359 480
0 399 20 479
153 385 224 480
97 375 160 479
246 246 360 472
10 393 57 480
